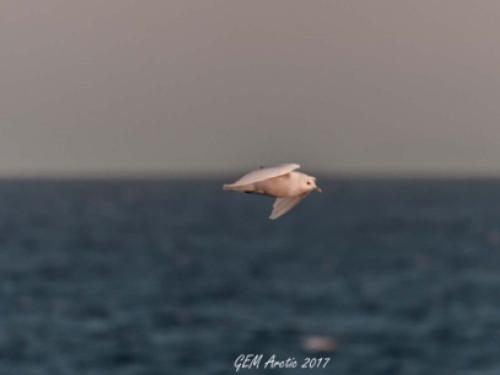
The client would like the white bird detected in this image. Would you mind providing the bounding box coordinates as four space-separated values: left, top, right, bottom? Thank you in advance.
223 163 322 220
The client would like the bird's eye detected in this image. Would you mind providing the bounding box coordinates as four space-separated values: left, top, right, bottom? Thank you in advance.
307 181 311 185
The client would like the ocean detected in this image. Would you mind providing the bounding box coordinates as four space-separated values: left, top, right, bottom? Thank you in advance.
1 178 500 374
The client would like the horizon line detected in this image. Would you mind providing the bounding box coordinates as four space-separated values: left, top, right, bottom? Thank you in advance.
2 169 500 180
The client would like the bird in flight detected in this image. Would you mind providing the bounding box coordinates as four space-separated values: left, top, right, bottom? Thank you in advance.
223 163 322 219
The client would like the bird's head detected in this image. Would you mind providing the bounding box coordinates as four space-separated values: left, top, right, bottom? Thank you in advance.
301 175 322 193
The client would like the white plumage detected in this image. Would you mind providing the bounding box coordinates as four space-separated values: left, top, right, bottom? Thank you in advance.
223 163 322 220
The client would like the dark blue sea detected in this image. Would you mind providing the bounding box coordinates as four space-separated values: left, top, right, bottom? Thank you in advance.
1 178 500 375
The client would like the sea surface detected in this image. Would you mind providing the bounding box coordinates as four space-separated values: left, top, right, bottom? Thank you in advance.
1 178 500 375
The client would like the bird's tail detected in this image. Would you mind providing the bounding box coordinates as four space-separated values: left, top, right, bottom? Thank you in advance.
223 183 250 192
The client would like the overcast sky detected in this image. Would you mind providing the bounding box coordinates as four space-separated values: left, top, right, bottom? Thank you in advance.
2 1 500 176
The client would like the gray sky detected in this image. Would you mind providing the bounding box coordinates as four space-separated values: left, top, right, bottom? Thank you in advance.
2 1 500 176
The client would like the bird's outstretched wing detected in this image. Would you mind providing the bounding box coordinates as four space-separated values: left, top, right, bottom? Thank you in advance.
226 163 300 188
269 194 307 220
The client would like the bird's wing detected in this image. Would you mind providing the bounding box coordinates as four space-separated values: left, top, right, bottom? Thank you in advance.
269 194 307 220
227 163 300 187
